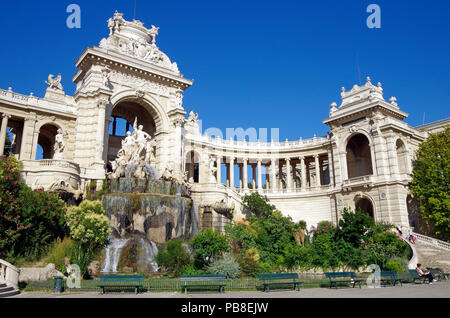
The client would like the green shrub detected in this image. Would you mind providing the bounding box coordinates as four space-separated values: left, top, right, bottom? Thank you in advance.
384 257 409 273
191 229 229 269
65 200 111 276
206 255 241 279
44 237 73 268
180 262 205 275
155 239 191 276
0 154 67 260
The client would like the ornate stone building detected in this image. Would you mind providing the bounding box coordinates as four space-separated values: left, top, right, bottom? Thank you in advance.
0 12 448 231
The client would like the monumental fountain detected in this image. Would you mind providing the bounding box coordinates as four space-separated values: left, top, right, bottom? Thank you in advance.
100 118 199 273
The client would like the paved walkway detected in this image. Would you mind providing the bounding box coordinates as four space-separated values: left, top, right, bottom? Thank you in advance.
12 281 450 298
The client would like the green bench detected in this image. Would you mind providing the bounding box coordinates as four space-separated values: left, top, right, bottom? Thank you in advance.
97 275 145 295
180 274 227 294
427 268 449 281
325 272 362 289
258 273 303 292
380 271 403 286
408 270 428 284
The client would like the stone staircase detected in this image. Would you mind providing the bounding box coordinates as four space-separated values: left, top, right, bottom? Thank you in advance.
0 283 19 297
412 232 450 273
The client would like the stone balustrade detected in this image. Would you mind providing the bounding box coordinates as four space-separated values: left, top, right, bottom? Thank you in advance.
0 259 20 290
412 232 450 251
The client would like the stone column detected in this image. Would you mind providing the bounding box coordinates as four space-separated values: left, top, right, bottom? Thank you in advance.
386 133 400 179
216 156 221 185
286 158 292 190
300 156 307 191
20 113 37 160
229 157 235 188
314 154 321 187
96 99 108 162
0 113 11 155
239 163 243 189
257 159 262 190
326 146 335 187
243 158 248 190
271 158 277 191
252 164 256 189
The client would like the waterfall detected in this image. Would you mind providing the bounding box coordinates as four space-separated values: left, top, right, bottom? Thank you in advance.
137 237 159 272
101 236 129 273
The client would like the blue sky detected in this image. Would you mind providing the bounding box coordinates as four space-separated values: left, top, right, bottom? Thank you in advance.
0 0 449 142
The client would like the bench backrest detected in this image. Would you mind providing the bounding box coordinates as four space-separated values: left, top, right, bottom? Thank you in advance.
99 275 145 282
408 269 420 278
380 271 398 278
258 273 299 281
180 275 227 282
325 272 357 279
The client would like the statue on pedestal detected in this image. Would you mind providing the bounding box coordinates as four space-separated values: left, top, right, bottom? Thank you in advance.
53 129 65 160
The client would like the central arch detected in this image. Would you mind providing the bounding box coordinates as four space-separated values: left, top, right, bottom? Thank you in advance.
106 90 170 169
346 133 373 178
355 197 374 219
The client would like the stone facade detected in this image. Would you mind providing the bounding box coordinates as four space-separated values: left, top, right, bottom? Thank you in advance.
0 12 448 231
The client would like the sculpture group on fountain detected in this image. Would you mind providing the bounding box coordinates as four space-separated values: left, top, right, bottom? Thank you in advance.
109 117 156 179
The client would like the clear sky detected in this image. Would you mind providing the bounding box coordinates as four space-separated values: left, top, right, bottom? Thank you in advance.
0 0 449 142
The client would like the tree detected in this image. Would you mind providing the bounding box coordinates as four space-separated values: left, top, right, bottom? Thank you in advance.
0 154 67 260
65 200 111 276
155 239 191 276
411 126 450 241
242 192 276 218
335 208 374 248
191 228 229 269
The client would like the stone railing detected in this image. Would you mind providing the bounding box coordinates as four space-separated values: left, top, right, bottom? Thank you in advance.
0 259 20 289
236 184 332 195
0 88 76 115
412 232 450 251
185 133 329 150
22 159 81 175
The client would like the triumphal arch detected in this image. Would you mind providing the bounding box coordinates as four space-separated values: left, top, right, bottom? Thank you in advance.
0 12 447 231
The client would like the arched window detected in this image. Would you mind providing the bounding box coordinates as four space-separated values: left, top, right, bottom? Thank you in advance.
346 134 373 178
355 197 374 219
36 124 59 159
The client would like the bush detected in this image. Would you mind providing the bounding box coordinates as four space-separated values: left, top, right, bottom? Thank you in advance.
237 248 261 277
180 262 205 276
206 255 241 279
384 257 409 273
65 200 111 276
44 237 73 270
155 239 191 276
0 154 67 260
191 229 229 269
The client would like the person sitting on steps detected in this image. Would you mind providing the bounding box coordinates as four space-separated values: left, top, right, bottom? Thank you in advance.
416 263 437 284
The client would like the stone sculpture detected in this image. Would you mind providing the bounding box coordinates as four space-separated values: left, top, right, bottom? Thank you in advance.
53 128 65 160
46 74 63 91
109 117 158 179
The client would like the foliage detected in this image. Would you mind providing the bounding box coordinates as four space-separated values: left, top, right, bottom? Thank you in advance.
206 255 241 279
180 262 206 276
65 200 111 276
43 237 74 271
335 208 374 248
411 126 450 241
242 192 276 218
0 154 67 260
384 256 409 273
236 248 261 277
191 228 229 269
155 239 191 276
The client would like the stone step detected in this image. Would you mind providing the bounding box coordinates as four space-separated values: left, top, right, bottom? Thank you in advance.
0 285 19 298
414 240 450 273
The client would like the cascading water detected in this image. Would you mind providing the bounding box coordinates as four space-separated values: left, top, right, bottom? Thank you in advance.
101 236 130 273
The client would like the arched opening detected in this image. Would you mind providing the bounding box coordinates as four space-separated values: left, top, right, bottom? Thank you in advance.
346 134 373 179
107 100 157 167
185 150 200 183
355 197 374 218
396 139 408 175
36 123 59 159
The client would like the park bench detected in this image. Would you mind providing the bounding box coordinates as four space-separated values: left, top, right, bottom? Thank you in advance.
258 273 303 292
408 270 428 284
325 272 362 289
427 268 449 281
380 271 403 286
97 275 145 295
180 274 227 294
